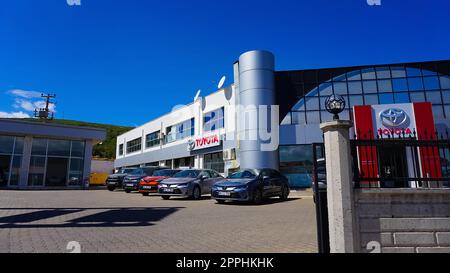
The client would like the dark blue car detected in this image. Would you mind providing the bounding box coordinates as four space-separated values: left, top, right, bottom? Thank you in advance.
211 169 290 204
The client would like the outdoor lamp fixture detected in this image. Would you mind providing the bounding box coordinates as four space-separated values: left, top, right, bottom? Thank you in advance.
325 94 346 120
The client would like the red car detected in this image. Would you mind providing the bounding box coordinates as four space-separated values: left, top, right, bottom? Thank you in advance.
138 169 181 196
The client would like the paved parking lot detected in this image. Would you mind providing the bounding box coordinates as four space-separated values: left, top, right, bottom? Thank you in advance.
0 189 317 253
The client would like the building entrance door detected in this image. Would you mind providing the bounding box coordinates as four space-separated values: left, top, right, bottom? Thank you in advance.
0 155 11 187
45 157 69 187
378 145 408 188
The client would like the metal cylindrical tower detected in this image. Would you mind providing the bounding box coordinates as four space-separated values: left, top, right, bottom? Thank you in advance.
238 50 279 170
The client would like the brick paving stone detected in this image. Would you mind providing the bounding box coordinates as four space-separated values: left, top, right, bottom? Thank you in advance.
0 189 317 253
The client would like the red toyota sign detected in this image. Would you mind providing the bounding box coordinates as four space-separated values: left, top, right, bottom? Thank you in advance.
353 102 442 187
187 134 221 151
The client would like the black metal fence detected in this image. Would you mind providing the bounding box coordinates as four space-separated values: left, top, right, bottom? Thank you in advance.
350 130 450 189
312 143 330 253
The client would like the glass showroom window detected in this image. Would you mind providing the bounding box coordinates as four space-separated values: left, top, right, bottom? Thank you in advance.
203 152 224 173
174 156 195 168
28 138 86 187
166 118 195 143
145 131 160 148
279 145 314 188
283 66 450 125
29 138 47 186
204 107 224 132
68 141 85 186
0 135 24 187
28 156 46 186
165 160 172 168
126 138 142 154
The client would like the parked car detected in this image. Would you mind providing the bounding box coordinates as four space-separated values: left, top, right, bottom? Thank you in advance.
123 167 168 193
211 168 290 204
106 168 137 191
138 169 182 196
315 158 327 190
158 169 224 200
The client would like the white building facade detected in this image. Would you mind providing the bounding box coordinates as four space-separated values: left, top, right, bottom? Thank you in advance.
115 84 240 175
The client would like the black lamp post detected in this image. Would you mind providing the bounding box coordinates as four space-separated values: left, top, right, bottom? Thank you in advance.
325 94 346 120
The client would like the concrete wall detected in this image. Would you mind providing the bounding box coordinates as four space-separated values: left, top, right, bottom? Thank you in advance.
355 189 450 253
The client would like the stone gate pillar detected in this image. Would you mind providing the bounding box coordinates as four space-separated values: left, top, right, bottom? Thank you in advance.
320 120 357 253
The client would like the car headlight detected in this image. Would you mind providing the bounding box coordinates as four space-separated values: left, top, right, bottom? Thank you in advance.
226 187 236 191
177 183 189 188
160 184 168 188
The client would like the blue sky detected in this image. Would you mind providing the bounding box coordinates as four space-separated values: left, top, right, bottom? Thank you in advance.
0 0 449 126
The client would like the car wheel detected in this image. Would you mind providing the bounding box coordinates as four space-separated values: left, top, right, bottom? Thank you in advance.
252 189 263 204
192 186 201 200
280 185 289 200
142 192 149 196
216 200 226 204
125 189 131 193
161 196 170 200
107 186 115 192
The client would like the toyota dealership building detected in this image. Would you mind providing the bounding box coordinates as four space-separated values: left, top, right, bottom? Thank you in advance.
115 50 450 188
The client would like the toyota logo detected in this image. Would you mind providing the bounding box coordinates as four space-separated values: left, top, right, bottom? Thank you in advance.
187 139 196 151
379 108 408 127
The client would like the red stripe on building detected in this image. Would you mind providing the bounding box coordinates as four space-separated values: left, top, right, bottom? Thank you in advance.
353 105 379 187
413 102 442 179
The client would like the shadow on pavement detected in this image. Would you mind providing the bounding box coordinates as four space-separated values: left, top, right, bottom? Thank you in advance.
0 207 183 229
162 196 212 201
216 197 301 206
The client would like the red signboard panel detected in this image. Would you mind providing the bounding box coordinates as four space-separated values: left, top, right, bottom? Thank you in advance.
353 105 379 187
413 102 442 179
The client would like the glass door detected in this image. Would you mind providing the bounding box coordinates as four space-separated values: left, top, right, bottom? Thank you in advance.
45 157 69 187
0 155 11 187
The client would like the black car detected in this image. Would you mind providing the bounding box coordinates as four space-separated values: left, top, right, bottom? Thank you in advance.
106 168 137 191
123 167 168 193
211 168 290 204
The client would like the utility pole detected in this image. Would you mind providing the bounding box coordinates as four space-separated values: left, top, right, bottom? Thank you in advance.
34 93 56 120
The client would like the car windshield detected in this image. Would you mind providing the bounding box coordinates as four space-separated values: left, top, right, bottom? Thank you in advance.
228 170 258 179
154 170 177 177
174 170 201 178
120 169 135 174
129 168 144 175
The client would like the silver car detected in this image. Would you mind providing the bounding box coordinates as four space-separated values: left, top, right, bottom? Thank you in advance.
158 169 224 200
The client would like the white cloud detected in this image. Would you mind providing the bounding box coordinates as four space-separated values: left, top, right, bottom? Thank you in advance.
14 99 36 111
8 89 42 99
0 111 31 118
6 89 57 114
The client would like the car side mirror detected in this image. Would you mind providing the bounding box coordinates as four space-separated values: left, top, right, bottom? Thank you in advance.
200 175 208 180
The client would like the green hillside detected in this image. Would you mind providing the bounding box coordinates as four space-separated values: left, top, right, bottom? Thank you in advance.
16 118 133 159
